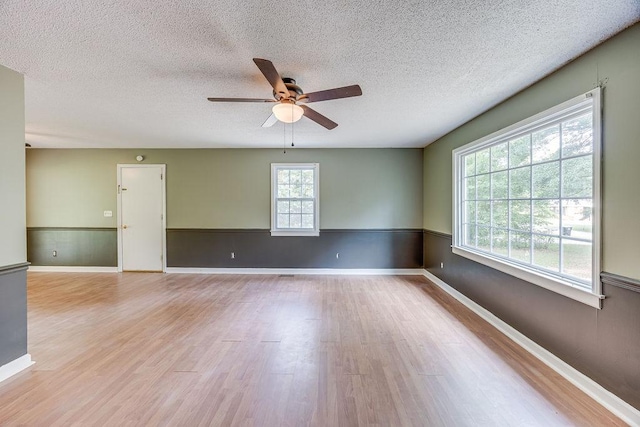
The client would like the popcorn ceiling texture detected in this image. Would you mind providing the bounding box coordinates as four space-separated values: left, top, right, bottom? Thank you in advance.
0 1 638 148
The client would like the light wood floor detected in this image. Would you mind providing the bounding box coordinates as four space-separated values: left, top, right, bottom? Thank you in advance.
0 273 623 426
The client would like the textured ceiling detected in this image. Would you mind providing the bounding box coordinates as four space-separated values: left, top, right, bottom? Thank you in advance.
1 1 638 149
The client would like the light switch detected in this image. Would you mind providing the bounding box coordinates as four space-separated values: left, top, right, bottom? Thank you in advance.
104 210 113 217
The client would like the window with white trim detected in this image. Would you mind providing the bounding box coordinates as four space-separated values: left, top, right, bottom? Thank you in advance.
271 163 319 237
452 88 602 308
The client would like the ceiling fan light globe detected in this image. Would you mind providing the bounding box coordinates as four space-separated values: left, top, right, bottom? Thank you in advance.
272 103 304 123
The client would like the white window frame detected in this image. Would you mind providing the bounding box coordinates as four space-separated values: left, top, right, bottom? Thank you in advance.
452 88 603 309
271 163 320 237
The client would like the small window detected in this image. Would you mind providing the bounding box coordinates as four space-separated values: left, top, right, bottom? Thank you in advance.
452 88 603 308
271 163 319 236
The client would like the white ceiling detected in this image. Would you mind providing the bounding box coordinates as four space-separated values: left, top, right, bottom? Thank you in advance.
1 1 638 149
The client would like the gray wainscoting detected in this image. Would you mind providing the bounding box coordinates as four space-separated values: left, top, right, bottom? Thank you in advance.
26 228 423 269
0 263 28 366
27 228 117 267
423 229 640 410
167 229 423 269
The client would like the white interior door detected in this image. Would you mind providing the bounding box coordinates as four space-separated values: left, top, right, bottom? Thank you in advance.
118 164 166 272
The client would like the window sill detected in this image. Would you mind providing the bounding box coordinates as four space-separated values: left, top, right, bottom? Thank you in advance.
452 246 604 309
270 230 320 237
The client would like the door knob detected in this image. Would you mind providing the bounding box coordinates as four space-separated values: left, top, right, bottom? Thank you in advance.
122 225 128 229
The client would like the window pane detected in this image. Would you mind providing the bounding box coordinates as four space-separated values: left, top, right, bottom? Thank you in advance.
290 214 302 228
277 214 290 228
562 114 592 158
290 170 302 185
562 239 592 283
509 167 531 199
476 148 490 174
491 171 508 199
510 231 531 263
278 169 290 184
302 201 314 214
532 162 560 198
491 142 508 171
465 177 476 201
290 201 301 213
492 201 508 229
477 226 490 251
533 200 559 235
510 200 531 231
465 153 476 177
562 199 592 240
301 214 314 228
290 185 302 198
562 155 592 198
492 229 508 256
464 224 477 247
477 201 491 225
277 201 290 214
278 185 290 198
464 201 476 224
532 125 560 163
476 174 490 200
533 235 559 272
302 169 314 184
509 135 531 167
302 185 314 198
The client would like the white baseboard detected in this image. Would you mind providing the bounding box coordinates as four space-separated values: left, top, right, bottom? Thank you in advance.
28 266 119 273
0 354 34 384
422 270 640 426
165 267 424 276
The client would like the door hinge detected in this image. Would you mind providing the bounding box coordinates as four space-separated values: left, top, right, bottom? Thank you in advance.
160 173 163 180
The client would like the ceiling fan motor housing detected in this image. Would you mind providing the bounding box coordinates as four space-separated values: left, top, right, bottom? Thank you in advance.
275 78 304 100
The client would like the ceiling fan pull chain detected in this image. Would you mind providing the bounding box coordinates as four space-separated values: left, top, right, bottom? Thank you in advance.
291 103 295 147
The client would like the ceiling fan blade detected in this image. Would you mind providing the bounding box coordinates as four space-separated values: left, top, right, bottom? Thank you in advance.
299 85 362 103
262 113 278 128
207 97 275 103
300 105 338 130
253 58 290 99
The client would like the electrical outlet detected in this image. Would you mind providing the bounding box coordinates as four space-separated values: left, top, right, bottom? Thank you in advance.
53 250 57 257
440 262 444 269
336 253 340 259
231 252 235 259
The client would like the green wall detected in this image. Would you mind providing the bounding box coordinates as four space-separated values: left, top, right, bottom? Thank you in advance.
423 23 640 280
0 65 26 266
27 148 423 230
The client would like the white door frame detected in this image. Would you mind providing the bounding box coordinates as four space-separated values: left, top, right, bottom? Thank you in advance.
116 164 167 273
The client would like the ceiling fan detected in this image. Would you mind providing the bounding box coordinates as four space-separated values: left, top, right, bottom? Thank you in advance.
207 58 362 130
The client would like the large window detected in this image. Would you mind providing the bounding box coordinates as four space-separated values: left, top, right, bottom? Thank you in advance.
271 163 319 236
452 88 602 308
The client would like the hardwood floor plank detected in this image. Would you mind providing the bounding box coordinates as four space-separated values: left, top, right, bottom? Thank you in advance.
0 272 626 426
